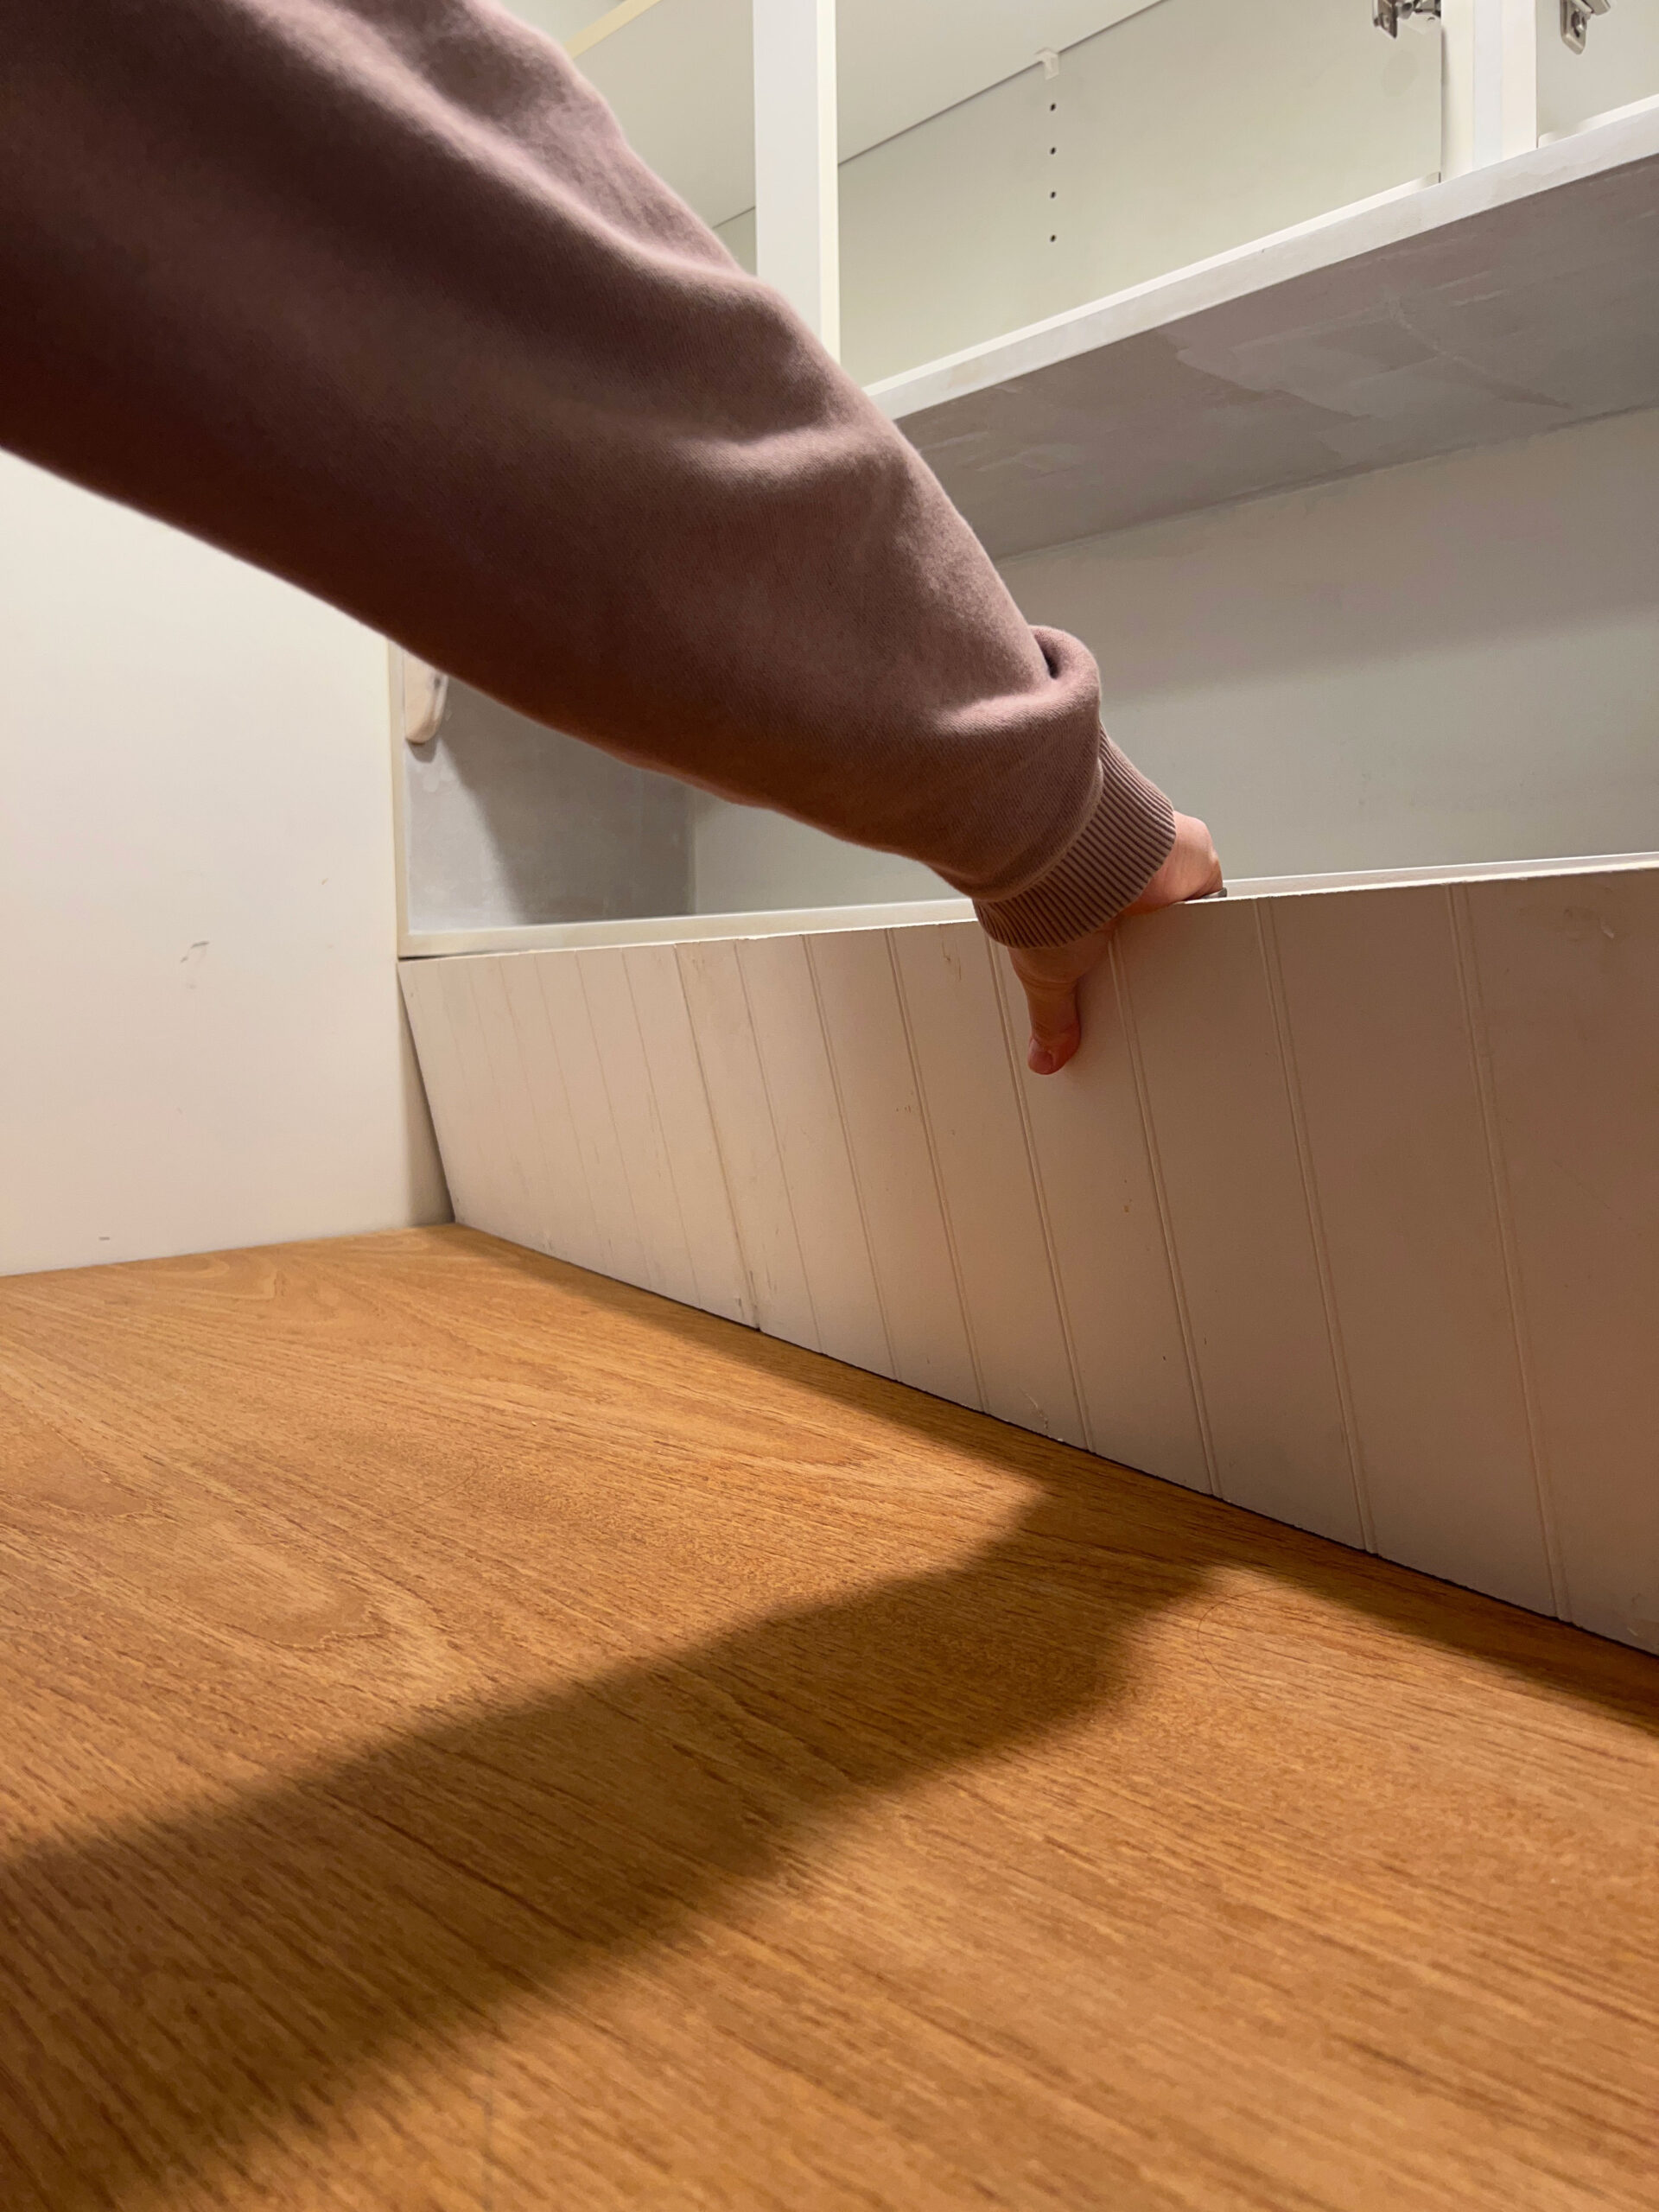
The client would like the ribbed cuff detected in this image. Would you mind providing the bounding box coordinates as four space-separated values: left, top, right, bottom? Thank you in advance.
973 735 1176 948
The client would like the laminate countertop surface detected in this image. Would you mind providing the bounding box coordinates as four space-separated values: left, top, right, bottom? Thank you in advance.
1 1226 1654 2211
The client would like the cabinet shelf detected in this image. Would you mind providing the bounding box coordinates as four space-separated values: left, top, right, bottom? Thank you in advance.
874 101 1659 557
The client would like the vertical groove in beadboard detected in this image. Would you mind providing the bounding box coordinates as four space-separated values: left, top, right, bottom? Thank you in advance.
1110 937 1219 1497
887 930 990 1414
1255 904 1378 1555
803 936 899 1382
983 937 1095 1457
1446 883 1572 1620
735 947 823 1354
657 949 760 1326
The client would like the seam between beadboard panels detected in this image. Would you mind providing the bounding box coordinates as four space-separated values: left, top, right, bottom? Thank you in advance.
1446 883 1572 1621
1110 934 1220 1497
887 930 988 1414
1255 902 1377 1553
983 934 1092 1454
670 945 760 1329
623 952 701 1307
803 936 899 1382
736 946 824 1354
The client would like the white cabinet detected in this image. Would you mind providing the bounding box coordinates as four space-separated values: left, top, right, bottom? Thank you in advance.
396 3 1659 1651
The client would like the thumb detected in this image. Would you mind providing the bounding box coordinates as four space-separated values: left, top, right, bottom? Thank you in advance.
1020 970 1082 1077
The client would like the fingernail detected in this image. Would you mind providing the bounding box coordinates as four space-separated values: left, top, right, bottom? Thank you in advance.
1028 1040 1058 1076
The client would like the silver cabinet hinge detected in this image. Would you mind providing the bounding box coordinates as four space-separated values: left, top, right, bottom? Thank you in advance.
1374 0 1439 37
1561 0 1611 54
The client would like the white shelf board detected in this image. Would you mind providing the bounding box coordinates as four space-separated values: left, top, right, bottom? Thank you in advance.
872 103 1659 557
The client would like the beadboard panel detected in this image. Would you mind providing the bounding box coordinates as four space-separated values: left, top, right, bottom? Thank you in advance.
734 936 893 1377
620 944 754 1326
576 948 700 1309
533 952 652 1295
401 860 1659 1653
1267 887 1558 1612
1116 900 1364 1546
495 953 607 1274
988 942 1211 1490
674 938 818 1351
889 926 1087 1448
1459 870 1659 1655
398 961 486 1234
807 929 981 1407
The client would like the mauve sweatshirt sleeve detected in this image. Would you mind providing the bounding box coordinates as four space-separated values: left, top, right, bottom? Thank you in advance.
0 0 1175 944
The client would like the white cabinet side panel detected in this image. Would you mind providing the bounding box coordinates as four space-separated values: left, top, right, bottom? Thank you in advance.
496 954 607 1274
1119 903 1363 1545
676 939 818 1351
535 954 652 1294
1464 871 1659 1652
734 937 892 1376
622 944 754 1326
577 948 698 1307
399 963 487 1234
989 944 1211 1490
1269 888 1556 1611
892 925 1084 1446
807 930 979 1405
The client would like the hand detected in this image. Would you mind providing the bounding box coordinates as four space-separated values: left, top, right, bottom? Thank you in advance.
1007 812 1222 1076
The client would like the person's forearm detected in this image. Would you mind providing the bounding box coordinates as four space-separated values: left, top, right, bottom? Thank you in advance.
0 0 1175 944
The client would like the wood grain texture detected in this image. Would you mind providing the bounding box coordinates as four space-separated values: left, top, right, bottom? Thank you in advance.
2 1227 1656 2212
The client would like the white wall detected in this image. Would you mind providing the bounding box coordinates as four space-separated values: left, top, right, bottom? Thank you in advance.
1 455 449 1277
1001 408 1659 882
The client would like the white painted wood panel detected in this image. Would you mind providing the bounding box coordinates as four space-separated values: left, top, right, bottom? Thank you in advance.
1460 870 1659 1653
576 948 699 1306
1116 900 1365 1545
734 935 892 1374
622 944 754 1325
988 944 1211 1489
436 956 535 1248
1268 887 1558 1610
535 952 653 1293
675 938 818 1350
400 854 1659 1654
806 929 980 1405
496 953 608 1274
464 957 569 1265
889 925 1085 1446
398 962 486 1234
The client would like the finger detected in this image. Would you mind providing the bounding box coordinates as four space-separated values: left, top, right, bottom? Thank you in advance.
1020 972 1081 1076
